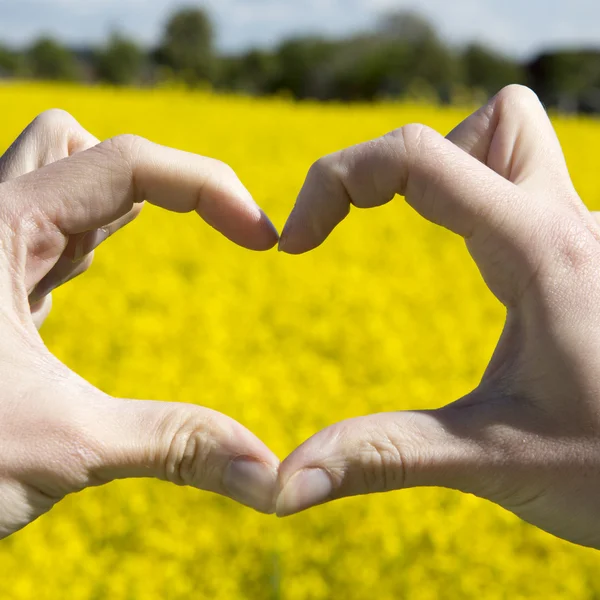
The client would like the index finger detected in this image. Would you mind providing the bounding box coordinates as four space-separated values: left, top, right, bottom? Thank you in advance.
6 134 278 251
278 124 586 305
279 124 530 255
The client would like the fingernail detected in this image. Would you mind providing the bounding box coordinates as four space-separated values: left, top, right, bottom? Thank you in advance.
259 209 280 242
223 458 278 514
276 468 333 517
277 227 289 253
30 271 69 303
28 288 45 307
72 235 86 263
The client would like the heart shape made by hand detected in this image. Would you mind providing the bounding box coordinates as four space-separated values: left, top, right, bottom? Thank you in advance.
1 86 600 550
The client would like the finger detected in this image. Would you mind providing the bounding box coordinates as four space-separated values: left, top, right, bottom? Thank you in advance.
84 397 280 514
29 205 144 303
0 109 100 182
446 85 574 194
29 252 94 306
7 134 279 252
279 124 525 255
276 404 512 517
0 109 143 296
281 122 572 302
67 202 144 263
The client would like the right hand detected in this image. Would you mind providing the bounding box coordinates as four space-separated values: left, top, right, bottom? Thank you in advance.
277 85 600 549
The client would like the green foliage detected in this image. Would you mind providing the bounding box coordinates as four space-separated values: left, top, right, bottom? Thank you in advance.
269 37 338 99
528 51 600 112
218 50 278 94
96 33 145 86
331 37 404 101
463 44 526 97
156 7 215 86
1 7 599 112
376 10 437 45
0 45 22 77
533 52 600 93
253 11 461 104
26 37 79 81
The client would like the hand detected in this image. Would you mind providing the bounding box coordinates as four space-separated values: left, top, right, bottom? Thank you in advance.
276 85 600 549
0 110 280 538
0 109 117 328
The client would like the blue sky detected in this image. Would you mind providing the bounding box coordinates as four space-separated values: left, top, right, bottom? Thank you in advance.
0 0 599 59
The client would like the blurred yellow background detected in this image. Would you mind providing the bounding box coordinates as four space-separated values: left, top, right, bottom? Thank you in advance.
0 83 599 598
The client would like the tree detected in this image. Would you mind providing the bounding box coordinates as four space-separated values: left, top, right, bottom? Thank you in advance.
96 33 145 86
157 7 215 86
463 43 524 97
0 45 22 78
527 50 600 113
406 36 460 103
270 37 338 99
27 37 79 81
373 12 458 102
376 10 437 45
218 49 278 94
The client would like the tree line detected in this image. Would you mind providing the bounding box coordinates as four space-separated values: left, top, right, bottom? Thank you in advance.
1 7 599 114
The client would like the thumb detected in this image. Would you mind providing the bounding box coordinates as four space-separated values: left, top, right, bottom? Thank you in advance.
276 402 507 517
87 396 279 514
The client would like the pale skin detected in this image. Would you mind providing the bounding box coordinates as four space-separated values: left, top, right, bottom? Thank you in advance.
2 85 600 549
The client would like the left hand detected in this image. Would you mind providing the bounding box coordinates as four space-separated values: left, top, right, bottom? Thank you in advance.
0 109 142 329
0 109 280 539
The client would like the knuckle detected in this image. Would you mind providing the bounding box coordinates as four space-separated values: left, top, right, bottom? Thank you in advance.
325 419 408 494
96 134 145 200
310 154 348 195
15 109 93 166
551 216 600 274
99 133 145 163
387 123 437 182
162 413 222 487
308 155 337 183
210 159 238 183
215 159 235 176
391 122 431 157
389 124 449 224
304 155 350 211
14 205 64 264
31 108 78 134
358 431 407 493
496 84 542 112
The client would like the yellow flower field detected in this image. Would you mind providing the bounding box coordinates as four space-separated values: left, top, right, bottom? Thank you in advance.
0 83 600 598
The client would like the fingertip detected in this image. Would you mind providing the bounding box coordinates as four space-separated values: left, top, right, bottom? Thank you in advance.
277 188 346 254
277 224 317 255
277 224 291 253
223 457 279 514
254 209 280 251
275 467 333 517
237 216 279 252
277 239 320 255
200 198 279 251
224 176 280 251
